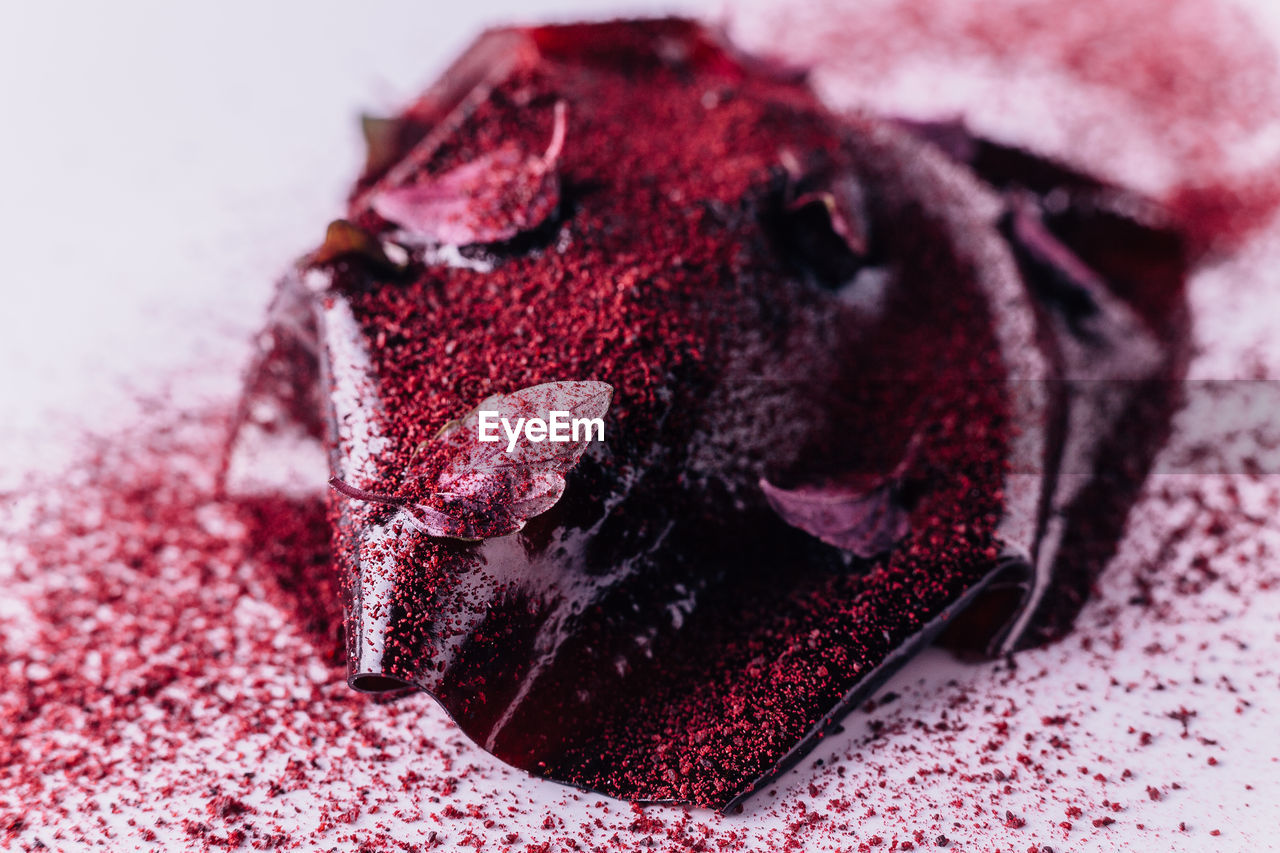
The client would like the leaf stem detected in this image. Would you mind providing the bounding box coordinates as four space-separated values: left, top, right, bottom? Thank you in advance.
327 476 408 506
543 101 567 165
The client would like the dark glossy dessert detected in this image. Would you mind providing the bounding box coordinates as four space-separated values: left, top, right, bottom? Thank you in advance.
228 19 1189 809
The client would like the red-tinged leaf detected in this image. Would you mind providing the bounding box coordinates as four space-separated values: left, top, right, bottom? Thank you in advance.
787 187 868 257
778 149 869 260
329 380 612 541
360 114 406 176
370 101 567 245
1003 193 1107 294
308 219 400 269
433 379 612 477
759 476 909 558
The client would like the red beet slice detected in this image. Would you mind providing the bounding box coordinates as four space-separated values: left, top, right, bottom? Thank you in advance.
227 19 1189 810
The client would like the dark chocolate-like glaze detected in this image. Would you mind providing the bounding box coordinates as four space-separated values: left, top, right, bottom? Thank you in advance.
228 19 1189 809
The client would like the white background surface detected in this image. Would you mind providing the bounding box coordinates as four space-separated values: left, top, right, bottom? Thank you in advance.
3 1 1280 850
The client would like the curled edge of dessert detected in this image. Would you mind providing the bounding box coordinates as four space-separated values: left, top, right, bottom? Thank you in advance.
223 18 1191 810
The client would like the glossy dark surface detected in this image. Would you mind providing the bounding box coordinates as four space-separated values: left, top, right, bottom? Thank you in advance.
231 20 1189 809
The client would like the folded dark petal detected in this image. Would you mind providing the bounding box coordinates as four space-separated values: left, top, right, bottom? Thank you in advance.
759 477 909 558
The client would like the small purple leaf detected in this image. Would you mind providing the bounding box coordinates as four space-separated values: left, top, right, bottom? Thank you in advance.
308 219 400 270
778 149 870 259
787 183 869 257
759 476 910 559
435 379 612 481
1004 194 1107 294
370 102 567 246
330 380 612 541
360 114 406 176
